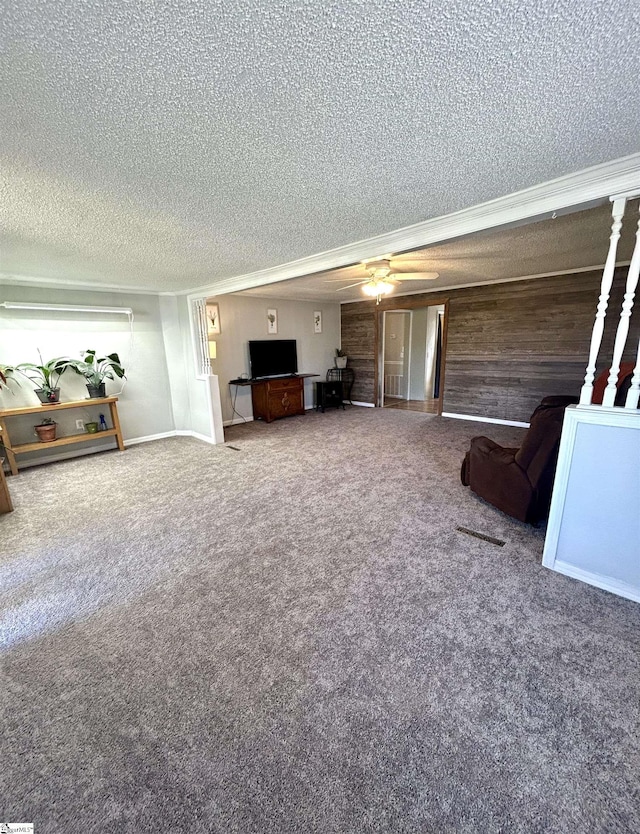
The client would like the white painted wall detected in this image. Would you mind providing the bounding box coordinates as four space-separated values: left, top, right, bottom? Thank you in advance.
409 308 428 400
0 284 175 465
203 294 340 424
543 406 640 602
404 304 444 401
425 305 444 398
159 294 191 433
174 295 213 438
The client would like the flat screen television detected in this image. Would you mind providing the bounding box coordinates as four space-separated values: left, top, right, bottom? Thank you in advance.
249 339 298 379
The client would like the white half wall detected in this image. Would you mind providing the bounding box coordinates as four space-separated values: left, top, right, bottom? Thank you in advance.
543 406 640 602
159 294 192 432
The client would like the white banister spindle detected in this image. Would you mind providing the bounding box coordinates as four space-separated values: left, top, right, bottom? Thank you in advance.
603 204 640 406
579 197 627 405
193 298 211 375
625 337 640 409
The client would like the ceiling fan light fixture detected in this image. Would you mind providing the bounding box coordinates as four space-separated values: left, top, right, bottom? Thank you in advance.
364 258 392 280
362 279 394 302
371 266 391 279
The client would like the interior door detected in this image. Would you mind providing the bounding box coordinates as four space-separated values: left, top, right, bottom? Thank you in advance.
383 311 411 400
378 302 446 412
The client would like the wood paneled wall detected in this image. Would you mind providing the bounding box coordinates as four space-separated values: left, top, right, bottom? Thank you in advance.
341 268 639 423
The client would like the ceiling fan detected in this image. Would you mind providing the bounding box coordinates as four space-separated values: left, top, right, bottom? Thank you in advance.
328 256 439 303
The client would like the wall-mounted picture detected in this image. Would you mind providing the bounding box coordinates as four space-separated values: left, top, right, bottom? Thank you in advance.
206 302 221 335
314 311 322 333
267 308 278 334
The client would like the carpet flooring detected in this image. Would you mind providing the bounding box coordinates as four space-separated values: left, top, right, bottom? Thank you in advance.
1 407 639 833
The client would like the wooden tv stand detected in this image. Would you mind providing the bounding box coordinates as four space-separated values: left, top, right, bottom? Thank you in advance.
230 375 318 423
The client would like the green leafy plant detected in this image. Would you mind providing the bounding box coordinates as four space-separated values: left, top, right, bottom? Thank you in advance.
335 348 347 357
68 350 126 387
13 353 71 395
37 417 56 426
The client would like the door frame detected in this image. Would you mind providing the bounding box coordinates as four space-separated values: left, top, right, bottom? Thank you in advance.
374 296 450 414
379 309 413 405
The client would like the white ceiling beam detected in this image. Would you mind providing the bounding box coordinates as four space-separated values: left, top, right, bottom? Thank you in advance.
182 152 640 297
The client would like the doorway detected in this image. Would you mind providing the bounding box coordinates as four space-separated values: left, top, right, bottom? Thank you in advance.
378 303 446 413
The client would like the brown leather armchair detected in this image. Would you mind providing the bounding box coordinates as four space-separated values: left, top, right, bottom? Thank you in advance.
460 363 636 523
460 400 569 523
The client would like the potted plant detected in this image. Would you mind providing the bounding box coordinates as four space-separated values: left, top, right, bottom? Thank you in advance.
13 353 71 404
0 364 15 392
68 350 126 398
34 416 57 442
335 348 348 369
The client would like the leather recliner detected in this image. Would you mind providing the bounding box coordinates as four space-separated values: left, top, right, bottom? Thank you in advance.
460 400 569 524
460 363 636 523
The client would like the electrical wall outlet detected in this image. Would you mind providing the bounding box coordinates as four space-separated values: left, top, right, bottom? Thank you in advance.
75 419 84 430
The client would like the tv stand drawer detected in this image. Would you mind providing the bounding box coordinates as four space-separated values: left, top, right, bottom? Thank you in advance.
267 377 300 392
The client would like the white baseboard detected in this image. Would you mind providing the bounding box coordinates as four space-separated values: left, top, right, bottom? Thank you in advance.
175 429 219 445
130 429 221 445
7 429 226 471
126 431 178 446
129 430 221 445
442 411 530 428
352 401 375 408
549 560 640 604
222 416 254 427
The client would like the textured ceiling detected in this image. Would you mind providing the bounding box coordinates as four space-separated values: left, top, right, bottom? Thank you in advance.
1 0 639 293
237 202 640 302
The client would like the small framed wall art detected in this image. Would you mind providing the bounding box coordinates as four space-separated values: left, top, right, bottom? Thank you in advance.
206 302 221 335
314 311 322 333
267 308 278 334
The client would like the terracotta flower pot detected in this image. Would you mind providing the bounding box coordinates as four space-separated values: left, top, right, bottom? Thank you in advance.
34 423 57 442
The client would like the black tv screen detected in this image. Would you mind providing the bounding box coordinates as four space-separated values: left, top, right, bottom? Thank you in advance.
249 340 298 379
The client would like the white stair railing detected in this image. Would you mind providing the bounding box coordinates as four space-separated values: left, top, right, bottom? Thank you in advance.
603 202 640 407
625 337 640 409
579 197 627 405
192 298 211 376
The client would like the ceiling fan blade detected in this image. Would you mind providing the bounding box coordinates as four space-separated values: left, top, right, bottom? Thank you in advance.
394 272 439 280
335 280 368 291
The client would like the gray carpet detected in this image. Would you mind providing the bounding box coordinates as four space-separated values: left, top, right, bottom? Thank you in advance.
1 407 639 833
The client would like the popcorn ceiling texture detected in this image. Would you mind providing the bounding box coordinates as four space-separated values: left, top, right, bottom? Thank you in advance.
1 0 639 292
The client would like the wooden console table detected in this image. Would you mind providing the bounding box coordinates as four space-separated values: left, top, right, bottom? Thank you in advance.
0 396 124 475
0 457 13 512
229 375 318 423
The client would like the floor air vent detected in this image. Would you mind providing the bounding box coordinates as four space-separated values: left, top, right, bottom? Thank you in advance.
456 526 506 547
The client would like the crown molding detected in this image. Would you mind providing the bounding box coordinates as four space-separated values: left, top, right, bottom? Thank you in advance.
0 272 162 295
180 152 640 297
